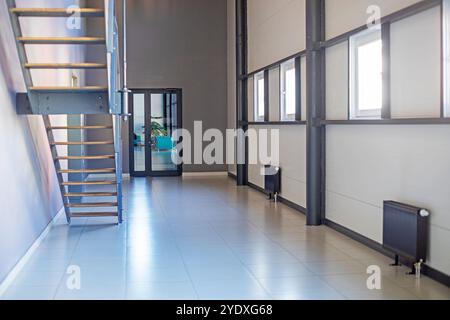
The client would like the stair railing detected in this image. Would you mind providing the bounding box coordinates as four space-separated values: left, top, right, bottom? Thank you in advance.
105 0 124 223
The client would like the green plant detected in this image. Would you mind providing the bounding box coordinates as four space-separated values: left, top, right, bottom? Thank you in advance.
151 121 168 137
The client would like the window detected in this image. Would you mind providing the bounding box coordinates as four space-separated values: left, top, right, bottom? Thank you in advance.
280 59 297 121
254 71 265 122
350 29 382 119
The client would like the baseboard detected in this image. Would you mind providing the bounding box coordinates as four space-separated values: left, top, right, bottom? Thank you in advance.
422 264 450 287
247 181 265 193
228 172 237 180
277 195 307 215
247 182 307 215
324 219 450 288
324 219 395 259
0 207 65 297
183 171 228 177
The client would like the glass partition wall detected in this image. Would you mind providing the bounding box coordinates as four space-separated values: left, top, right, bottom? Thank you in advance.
129 89 182 177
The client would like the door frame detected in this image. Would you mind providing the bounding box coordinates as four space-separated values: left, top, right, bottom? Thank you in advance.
129 88 183 177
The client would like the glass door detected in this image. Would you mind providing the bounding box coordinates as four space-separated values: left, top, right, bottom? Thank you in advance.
129 89 182 177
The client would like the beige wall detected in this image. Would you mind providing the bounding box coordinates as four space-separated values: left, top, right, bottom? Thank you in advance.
326 125 450 275
391 6 441 118
324 1 449 277
248 0 306 72
242 0 308 208
326 41 349 121
325 5 441 121
240 0 450 278
245 65 307 208
325 0 423 40
269 68 280 121
248 125 307 209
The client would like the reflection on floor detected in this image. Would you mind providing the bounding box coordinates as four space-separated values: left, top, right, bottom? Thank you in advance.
1 176 450 300
152 150 177 171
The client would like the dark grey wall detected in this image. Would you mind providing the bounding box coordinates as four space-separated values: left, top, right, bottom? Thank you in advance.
86 0 228 173
125 0 228 172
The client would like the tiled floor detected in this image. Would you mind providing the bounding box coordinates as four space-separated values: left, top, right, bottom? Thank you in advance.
1 176 450 300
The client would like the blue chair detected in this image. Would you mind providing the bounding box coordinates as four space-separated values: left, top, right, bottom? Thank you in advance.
156 136 174 151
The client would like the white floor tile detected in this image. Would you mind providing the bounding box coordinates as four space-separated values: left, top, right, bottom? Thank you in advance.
126 282 198 300
3 176 448 301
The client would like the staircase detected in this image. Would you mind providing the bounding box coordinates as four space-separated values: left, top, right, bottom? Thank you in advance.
7 1 124 224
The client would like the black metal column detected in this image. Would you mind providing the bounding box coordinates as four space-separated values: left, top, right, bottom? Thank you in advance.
306 0 326 226
236 0 248 186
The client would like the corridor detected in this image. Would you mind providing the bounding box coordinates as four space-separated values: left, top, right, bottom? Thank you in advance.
1 176 449 300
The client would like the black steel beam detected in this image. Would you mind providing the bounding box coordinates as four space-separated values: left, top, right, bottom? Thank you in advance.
247 121 307 126
236 0 248 186
244 50 307 79
306 0 326 226
322 118 450 125
323 0 441 48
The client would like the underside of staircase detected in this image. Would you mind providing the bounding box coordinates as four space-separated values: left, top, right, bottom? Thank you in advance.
7 1 124 224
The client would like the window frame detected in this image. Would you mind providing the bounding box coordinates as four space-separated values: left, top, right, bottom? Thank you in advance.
254 71 265 122
280 59 297 121
349 28 383 119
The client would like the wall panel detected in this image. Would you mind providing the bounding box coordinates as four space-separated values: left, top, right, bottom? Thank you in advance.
269 67 280 121
248 0 306 72
325 0 423 40
326 125 450 276
326 41 349 120
391 6 441 118
248 125 307 208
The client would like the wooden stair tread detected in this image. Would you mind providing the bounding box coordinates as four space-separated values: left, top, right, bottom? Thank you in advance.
65 192 118 198
26 63 107 69
49 126 113 130
66 202 118 208
55 155 115 160
30 86 108 92
61 181 117 186
11 8 104 17
18 37 106 44
58 168 116 174
51 141 114 146
71 212 118 218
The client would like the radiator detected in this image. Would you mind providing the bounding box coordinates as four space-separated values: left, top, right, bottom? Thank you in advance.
264 166 281 201
383 201 429 265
